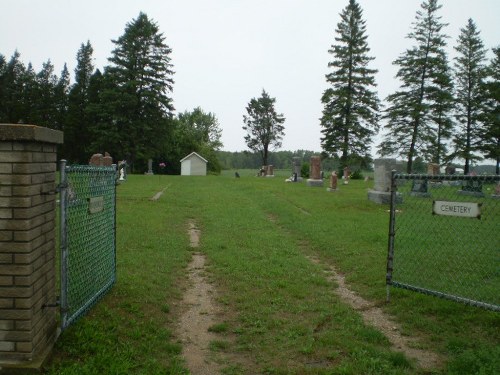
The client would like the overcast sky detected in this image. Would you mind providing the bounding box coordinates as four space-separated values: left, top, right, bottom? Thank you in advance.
1 0 498 154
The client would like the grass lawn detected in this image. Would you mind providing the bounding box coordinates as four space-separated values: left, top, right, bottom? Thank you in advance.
46 171 499 374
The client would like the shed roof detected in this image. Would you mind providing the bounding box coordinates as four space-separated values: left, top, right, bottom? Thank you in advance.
180 151 208 163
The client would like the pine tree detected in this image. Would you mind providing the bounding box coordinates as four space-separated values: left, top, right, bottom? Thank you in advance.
243 89 285 166
103 12 175 170
86 69 111 153
35 60 58 128
320 0 380 172
427 56 454 164
20 63 38 124
0 54 6 121
379 0 452 173
2 51 27 123
65 41 95 162
53 64 70 131
480 47 500 174
452 19 488 174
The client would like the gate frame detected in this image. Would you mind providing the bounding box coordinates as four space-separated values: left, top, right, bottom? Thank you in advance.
386 172 499 312
58 159 117 330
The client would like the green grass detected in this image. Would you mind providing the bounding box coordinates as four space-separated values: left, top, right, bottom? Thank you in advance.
390 181 500 307
45 172 499 374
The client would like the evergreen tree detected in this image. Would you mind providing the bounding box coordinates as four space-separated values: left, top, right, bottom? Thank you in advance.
86 69 113 154
320 0 380 172
480 47 500 174
427 55 454 164
379 0 452 173
20 63 38 124
65 41 95 162
35 59 58 127
103 12 175 171
53 64 70 131
0 54 6 121
2 51 27 123
243 89 285 166
452 19 488 174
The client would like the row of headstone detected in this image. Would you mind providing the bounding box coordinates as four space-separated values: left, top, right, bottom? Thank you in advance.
414 162 488 198
88 152 128 182
89 152 113 167
287 156 352 190
369 159 499 202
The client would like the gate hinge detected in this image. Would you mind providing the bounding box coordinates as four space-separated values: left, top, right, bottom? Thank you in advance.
42 298 60 309
41 182 67 195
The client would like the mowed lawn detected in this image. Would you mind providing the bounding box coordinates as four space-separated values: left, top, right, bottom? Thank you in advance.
46 171 499 375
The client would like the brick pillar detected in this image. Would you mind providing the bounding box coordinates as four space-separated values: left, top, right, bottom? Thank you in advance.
0 124 63 370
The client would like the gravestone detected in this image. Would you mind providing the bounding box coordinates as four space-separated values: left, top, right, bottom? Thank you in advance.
146 159 154 174
89 152 113 167
493 182 500 199
260 166 266 177
307 156 323 187
368 158 402 204
410 179 430 197
427 163 440 176
266 165 275 177
292 157 302 181
327 171 338 192
343 166 350 185
89 153 103 166
118 160 127 181
459 178 485 197
445 165 456 175
102 152 113 166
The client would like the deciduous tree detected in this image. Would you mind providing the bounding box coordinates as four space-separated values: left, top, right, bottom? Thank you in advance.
243 89 285 166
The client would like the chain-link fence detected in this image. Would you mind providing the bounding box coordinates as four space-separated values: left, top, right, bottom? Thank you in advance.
60 161 117 329
386 173 500 311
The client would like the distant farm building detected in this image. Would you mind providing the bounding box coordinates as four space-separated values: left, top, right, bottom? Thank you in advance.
180 152 208 176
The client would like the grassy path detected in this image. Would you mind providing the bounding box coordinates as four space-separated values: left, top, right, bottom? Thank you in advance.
46 173 499 374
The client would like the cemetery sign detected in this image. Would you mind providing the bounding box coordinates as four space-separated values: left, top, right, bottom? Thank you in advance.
433 200 481 219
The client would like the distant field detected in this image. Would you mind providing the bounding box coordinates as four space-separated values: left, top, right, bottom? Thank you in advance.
46 171 499 374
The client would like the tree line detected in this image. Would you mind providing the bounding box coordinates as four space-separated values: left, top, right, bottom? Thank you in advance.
1 1 498 175
318 0 499 175
0 12 222 174
240 0 499 175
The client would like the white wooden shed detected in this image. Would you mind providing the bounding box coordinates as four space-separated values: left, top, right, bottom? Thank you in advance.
180 152 208 176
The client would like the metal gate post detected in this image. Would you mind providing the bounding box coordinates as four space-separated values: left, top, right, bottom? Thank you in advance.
59 159 69 329
386 170 397 302
112 164 117 282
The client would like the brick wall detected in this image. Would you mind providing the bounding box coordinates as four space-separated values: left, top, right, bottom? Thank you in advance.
0 124 63 366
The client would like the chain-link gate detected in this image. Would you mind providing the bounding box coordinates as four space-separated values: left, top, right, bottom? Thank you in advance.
386 173 500 311
59 160 117 330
